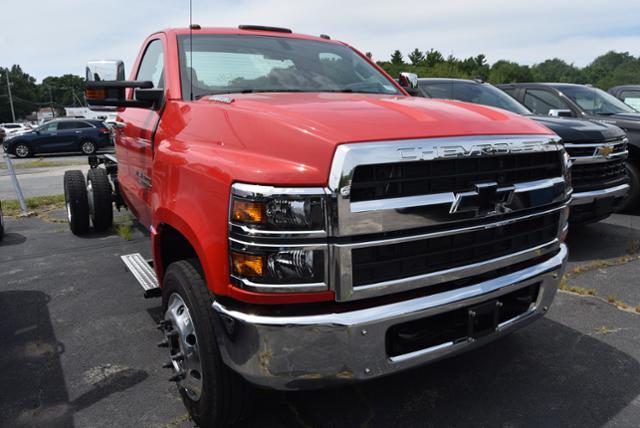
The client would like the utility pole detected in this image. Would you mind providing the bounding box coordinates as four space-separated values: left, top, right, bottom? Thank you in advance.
48 85 55 117
5 69 16 122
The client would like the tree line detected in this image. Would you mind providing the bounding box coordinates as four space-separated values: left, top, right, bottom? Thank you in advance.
373 49 640 90
2 49 640 122
0 65 85 123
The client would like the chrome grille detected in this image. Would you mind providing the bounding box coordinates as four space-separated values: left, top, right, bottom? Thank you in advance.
572 159 627 192
564 138 628 193
327 134 570 301
352 212 560 287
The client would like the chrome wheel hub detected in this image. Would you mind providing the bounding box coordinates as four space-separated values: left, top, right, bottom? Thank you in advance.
82 142 94 154
162 293 203 401
16 145 28 157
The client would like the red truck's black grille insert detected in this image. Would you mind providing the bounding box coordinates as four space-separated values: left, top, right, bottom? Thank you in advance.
386 283 540 357
351 212 559 287
571 159 627 192
349 152 562 202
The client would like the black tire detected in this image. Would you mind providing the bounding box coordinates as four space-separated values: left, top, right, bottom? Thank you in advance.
621 160 640 212
80 140 96 155
162 259 253 427
64 170 90 235
87 168 113 232
13 143 31 158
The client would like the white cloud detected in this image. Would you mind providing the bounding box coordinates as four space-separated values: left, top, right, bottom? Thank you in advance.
2 0 640 81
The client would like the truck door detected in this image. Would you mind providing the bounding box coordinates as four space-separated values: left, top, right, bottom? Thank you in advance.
117 38 165 228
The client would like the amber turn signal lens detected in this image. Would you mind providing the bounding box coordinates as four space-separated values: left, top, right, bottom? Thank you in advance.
85 88 107 99
231 252 264 277
232 200 264 223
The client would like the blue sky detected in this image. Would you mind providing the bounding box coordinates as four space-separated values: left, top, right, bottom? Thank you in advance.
3 0 640 81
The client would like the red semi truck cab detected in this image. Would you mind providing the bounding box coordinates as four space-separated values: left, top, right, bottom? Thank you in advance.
71 26 571 426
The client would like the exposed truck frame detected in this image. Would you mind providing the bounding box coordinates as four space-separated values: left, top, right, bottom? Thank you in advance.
65 26 571 427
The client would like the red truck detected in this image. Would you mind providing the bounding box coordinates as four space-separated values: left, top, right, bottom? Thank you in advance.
68 26 571 426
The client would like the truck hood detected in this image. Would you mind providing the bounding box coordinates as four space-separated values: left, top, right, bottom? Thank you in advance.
180 93 555 186
529 115 625 143
610 112 640 122
210 93 553 145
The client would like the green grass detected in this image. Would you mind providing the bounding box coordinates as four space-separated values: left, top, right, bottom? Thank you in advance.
0 158 83 170
113 223 133 241
2 194 65 216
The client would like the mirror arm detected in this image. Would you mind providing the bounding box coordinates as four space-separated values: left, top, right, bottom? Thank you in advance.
87 80 153 90
85 80 157 109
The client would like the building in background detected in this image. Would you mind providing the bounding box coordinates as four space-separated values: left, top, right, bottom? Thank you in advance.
64 107 116 121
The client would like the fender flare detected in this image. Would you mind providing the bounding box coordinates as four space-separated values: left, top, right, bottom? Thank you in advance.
153 207 210 286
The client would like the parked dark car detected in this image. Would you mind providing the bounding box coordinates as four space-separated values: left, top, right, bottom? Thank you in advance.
497 83 640 210
2 118 111 158
608 85 640 112
417 78 629 223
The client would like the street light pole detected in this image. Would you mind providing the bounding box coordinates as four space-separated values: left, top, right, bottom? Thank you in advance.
5 70 16 122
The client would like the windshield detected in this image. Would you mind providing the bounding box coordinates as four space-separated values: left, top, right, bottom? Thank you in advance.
177 34 400 99
419 81 531 115
558 86 637 115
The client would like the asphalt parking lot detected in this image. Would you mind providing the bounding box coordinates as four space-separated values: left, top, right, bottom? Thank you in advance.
1 201 640 427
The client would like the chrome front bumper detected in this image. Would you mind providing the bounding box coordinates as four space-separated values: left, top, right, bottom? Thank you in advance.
571 183 629 206
212 243 567 390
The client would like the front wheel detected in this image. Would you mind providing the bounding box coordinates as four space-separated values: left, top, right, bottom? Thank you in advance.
621 161 640 212
14 143 31 158
160 260 253 427
80 140 96 155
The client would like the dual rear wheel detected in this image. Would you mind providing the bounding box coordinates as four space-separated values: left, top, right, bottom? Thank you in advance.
64 168 113 234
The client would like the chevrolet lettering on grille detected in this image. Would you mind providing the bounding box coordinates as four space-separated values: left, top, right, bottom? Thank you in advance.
450 182 516 216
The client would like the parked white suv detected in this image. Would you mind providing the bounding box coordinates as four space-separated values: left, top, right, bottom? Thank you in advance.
0 123 31 137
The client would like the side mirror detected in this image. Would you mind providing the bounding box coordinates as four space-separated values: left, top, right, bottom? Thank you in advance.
85 60 163 110
548 109 573 118
398 72 419 95
86 60 126 82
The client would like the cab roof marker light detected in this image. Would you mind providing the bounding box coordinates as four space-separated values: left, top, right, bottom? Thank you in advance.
238 25 292 34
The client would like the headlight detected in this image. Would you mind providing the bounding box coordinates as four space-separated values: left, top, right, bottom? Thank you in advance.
228 183 328 293
230 247 325 288
230 183 326 232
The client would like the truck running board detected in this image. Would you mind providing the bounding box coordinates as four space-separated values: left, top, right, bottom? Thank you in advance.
121 253 161 298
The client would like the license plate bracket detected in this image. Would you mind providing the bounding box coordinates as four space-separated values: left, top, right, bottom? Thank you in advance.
467 300 502 339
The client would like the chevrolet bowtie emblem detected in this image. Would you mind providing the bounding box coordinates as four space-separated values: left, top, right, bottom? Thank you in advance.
450 182 515 216
596 145 613 157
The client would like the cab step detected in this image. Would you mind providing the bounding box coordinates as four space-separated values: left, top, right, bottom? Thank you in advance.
121 253 161 298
